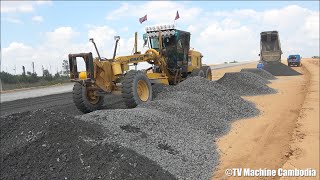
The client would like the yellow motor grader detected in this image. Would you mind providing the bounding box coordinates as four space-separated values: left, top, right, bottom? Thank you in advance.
68 25 212 113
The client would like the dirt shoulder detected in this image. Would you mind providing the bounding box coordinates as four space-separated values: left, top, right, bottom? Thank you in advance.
212 59 319 179
279 59 319 180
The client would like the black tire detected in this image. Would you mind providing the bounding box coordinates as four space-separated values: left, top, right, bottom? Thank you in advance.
201 66 212 80
122 70 152 108
72 83 104 113
190 68 205 78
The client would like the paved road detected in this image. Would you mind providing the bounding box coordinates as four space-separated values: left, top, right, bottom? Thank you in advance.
210 61 256 69
0 92 126 117
1 83 75 103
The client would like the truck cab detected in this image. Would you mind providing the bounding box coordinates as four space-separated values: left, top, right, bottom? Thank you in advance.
287 54 301 67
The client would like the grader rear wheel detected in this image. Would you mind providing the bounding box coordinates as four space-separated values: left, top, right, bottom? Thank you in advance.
72 83 104 113
201 66 212 80
122 70 152 108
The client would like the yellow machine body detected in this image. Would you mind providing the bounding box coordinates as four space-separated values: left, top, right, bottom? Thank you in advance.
68 27 211 113
187 50 203 72
69 28 207 105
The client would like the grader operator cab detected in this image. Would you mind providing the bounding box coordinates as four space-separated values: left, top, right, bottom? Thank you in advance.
68 25 212 113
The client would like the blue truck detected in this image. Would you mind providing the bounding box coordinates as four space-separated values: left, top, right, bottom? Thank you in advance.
287 54 302 67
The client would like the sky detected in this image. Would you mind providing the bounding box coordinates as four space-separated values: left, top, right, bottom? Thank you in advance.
1 1 319 75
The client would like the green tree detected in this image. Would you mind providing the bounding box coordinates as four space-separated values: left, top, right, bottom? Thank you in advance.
54 72 60 79
43 69 53 81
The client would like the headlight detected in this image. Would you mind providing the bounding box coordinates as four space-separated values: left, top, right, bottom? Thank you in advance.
162 31 167 36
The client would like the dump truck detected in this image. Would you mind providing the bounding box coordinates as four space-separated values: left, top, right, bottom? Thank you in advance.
68 25 212 113
259 31 283 65
287 54 302 67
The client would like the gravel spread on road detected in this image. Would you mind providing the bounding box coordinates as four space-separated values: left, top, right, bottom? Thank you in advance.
79 77 259 179
1 74 272 179
241 68 277 80
263 63 302 76
217 72 277 96
0 109 175 180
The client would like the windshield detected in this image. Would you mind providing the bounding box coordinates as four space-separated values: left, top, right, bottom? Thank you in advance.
289 55 298 59
150 38 159 49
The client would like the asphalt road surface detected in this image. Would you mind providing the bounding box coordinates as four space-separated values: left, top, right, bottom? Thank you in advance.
0 93 126 117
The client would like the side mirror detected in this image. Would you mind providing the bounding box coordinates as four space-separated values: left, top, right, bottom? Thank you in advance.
143 34 148 47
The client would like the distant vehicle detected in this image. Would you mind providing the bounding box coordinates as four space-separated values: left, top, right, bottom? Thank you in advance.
287 54 302 67
259 31 282 65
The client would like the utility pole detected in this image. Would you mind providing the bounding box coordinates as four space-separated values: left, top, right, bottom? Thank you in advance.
32 62 35 74
13 65 16 75
22 66 26 76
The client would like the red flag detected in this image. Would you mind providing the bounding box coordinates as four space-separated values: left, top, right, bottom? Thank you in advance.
175 11 180 20
139 14 147 24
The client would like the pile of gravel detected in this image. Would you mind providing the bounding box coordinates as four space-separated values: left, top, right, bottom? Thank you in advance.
0 109 175 180
151 83 173 99
217 72 277 96
79 77 259 179
263 63 302 76
241 68 277 80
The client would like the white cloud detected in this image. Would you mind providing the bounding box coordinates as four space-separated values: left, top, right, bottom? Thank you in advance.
2 17 23 24
198 24 257 63
2 27 82 75
106 1 202 25
2 42 35 74
35 0 52 6
192 5 320 63
88 26 116 48
1 4 319 75
45 27 79 48
2 26 125 75
1 1 52 13
32 15 44 23
1 2 34 13
106 3 129 20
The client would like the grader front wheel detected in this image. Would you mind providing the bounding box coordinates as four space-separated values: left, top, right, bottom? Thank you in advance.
122 70 152 108
72 83 104 113
201 66 212 80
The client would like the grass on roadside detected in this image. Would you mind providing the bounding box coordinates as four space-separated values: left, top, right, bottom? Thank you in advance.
1 79 71 91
